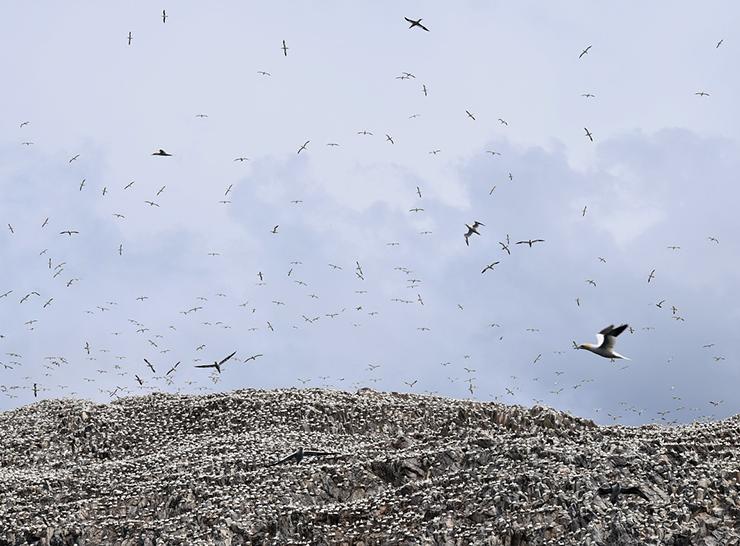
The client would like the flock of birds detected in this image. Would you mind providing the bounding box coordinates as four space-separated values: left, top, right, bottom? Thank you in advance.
0 11 734 427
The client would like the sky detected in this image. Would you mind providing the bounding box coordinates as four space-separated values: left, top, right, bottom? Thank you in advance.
0 1 738 425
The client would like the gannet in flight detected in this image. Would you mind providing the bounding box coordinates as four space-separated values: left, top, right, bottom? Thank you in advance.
464 221 484 246
194 350 237 373
267 447 336 466
597 483 649 504
404 17 429 32
578 324 630 360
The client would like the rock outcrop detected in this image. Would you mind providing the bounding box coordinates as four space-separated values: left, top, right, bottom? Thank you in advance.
0 389 737 545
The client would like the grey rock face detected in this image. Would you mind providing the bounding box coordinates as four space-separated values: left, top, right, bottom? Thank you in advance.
0 389 737 545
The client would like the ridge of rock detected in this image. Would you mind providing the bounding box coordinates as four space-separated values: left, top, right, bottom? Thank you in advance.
0 389 737 545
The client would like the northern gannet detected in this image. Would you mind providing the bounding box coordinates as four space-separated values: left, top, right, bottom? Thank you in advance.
464 221 484 246
578 324 630 360
404 17 429 31
597 483 649 504
268 447 337 466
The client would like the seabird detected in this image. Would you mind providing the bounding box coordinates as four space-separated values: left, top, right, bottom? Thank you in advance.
464 221 484 246
516 239 544 247
404 17 429 31
194 350 237 373
481 262 499 274
268 447 336 466
152 149 172 156
579 45 592 58
597 483 649 504
578 324 630 360
584 127 594 142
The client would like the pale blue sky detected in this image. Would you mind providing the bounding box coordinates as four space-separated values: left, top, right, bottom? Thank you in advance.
1 1 738 424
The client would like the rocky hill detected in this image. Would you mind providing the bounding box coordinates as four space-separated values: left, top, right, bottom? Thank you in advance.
0 389 737 545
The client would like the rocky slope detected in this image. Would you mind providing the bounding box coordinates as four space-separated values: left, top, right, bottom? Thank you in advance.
0 389 737 545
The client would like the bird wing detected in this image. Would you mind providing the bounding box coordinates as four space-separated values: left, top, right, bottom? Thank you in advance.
608 324 628 337
194 363 215 369
303 450 335 456
599 324 627 350
218 350 237 365
268 450 299 466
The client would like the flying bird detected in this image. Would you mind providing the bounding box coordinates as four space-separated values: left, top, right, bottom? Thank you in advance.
127 32 133 45
465 110 476 120
404 17 429 31
481 262 500 274
268 447 336 466
152 149 172 156
281 40 289 56
584 128 594 142
194 351 237 373
597 484 649 504
297 140 310 154
695 91 710 97
648 269 656 283
464 221 484 246
516 239 544 247
162 10 167 23
577 324 630 360
243 354 263 362
579 45 592 58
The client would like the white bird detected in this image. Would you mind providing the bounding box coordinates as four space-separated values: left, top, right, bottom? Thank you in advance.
578 324 630 360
